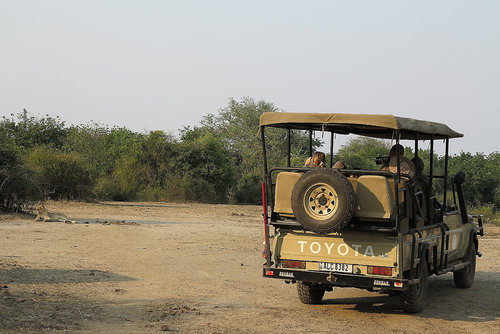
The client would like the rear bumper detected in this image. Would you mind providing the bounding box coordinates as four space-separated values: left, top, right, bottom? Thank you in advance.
263 266 412 290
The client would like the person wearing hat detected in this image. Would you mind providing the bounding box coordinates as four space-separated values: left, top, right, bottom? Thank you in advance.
382 144 416 177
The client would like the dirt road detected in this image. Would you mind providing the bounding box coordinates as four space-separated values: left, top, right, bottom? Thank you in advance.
1 201 499 333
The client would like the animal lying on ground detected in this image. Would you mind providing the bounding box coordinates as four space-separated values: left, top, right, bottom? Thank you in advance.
34 203 76 223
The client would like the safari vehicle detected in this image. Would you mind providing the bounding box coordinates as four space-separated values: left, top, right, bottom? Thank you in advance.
260 113 484 313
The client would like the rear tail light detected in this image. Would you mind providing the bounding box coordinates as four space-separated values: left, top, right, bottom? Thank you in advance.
367 266 393 276
282 260 306 269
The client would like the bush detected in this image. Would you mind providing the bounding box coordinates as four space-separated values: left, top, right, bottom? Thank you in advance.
232 171 262 204
26 147 92 200
137 187 171 202
0 148 40 211
1 110 67 150
336 137 390 170
176 176 218 203
176 132 235 203
449 152 500 207
469 204 500 226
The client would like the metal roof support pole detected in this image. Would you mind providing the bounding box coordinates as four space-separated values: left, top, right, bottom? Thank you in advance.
429 135 434 184
396 131 401 182
428 135 435 223
287 128 291 167
415 133 419 158
260 126 272 209
415 133 419 188
261 126 268 177
443 137 450 207
395 130 401 228
309 129 313 157
330 131 334 168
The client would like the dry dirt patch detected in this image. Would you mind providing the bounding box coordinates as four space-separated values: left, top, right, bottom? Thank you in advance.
0 201 499 333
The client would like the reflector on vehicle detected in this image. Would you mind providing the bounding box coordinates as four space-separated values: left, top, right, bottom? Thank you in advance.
367 266 393 276
265 270 274 276
281 260 306 269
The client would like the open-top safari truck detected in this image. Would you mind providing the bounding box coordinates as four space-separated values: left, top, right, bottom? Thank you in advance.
260 113 483 313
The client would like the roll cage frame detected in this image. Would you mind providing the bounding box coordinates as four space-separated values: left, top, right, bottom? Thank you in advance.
261 126 454 221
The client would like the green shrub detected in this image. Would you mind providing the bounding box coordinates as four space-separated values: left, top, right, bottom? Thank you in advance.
26 147 92 200
176 132 235 203
232 171 262 204
469 204 500 226
136 187 171 202
1 110 67 150
177 176 218 203
0 148 40 211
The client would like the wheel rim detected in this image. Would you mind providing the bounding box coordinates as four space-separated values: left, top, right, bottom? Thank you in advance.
303 183 339 220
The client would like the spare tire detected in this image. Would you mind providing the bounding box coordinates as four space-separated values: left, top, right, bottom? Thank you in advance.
291 170 355 233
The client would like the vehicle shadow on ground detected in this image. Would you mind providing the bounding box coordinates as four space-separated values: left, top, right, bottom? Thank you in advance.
0 268 137 284
321 271 499 322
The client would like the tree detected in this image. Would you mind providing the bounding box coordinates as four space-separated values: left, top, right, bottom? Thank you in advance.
176 131 235 203
336 137 390 170
194 97 320 203
25 147 92 200
95 130 179 201
0 110 67 150
65 124 140 179
0 148 40 211
134 131 177 188
449 152 500 207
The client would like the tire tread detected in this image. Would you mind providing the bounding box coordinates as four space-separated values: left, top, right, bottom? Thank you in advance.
291 170 355 233
297 282 325 305
453 241 476 289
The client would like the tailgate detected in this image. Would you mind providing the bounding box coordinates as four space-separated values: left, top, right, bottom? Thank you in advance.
274 230 399 277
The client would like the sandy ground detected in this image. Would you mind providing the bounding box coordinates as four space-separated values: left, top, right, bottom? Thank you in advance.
0 201 499 334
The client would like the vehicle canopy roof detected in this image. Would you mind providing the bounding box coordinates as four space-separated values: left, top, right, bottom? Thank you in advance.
259 112 463 140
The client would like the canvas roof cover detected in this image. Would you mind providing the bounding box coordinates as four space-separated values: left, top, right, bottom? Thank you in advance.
259 112 463 140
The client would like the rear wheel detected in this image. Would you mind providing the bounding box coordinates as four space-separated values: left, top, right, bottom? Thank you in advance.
454 240 476 288
297 282 325 304
400 261 428 313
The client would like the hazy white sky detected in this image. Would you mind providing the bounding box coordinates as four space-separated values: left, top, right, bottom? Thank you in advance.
1 0 499 154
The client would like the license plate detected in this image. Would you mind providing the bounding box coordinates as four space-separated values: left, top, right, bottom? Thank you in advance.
319 262 353 273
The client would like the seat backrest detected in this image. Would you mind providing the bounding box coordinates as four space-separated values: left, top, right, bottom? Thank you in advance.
355 175 395 220
273 172 302 216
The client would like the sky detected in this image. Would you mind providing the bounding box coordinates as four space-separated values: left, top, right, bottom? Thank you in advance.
1 0 499 155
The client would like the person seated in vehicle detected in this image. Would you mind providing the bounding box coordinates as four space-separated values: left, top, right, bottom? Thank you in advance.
333 160 345 169
411 156 438 195
411 156 439 221
411 157 428 185
305 151 326 168
381 144 416 177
